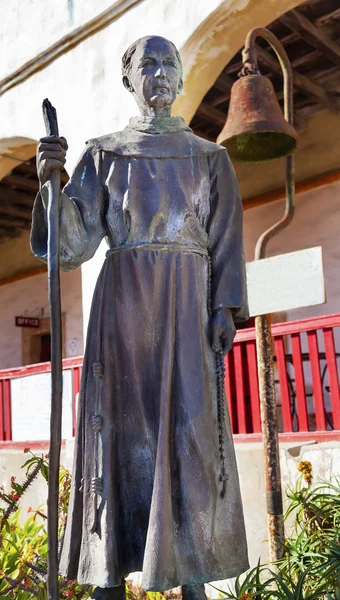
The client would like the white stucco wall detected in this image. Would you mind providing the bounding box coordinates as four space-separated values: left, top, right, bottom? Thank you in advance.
0 268 83 369
1 0 114 80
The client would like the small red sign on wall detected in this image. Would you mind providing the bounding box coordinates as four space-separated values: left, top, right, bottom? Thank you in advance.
15 316 40 328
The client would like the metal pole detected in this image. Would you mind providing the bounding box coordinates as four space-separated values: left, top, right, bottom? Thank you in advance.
242 29 296 564
42 99 63 599
255 314 285 561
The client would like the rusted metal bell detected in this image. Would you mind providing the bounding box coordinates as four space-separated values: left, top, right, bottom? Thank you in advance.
217 74 298 163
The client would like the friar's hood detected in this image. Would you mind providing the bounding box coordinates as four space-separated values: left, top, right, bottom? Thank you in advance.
87 115 225 159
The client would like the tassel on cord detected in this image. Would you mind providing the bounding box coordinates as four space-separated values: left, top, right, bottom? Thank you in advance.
91 360 104 534
215 348 229 498
207 255 229 498
89 276 106 534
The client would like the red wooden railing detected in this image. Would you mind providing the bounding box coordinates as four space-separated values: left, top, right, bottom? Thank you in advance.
228 313 340 441
0 357 82 441
0 313 339 442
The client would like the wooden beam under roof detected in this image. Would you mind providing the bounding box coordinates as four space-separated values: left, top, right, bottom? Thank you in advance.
314 66 340 91
0 226 22 242
255 46 340 112
190 129 213 141
210 73 234 107
223 10 340 75
298 0 328 9
295 102 323 122
291 48 322 69
196 102 226 126
281 9 340 67
14 161 69 185
316 7 340 28
272 5 340 45
0 214 31 230
0 265 47 287
211 93 230 108
1 174 39 193
13 161 39 177
214 72 234 94
0 186 35 208
190 0 340 142
0 203 32 220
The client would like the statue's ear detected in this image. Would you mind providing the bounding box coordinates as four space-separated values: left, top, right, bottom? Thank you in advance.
177 78 183 94
123 75 134 92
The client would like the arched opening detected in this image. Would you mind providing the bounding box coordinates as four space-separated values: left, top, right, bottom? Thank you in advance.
175 0 340 201
0 138 46 283
0 139 84 369
190 1 340 142
174 0 304 124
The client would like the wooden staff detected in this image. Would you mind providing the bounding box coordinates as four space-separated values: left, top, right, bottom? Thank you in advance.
42 98 63 600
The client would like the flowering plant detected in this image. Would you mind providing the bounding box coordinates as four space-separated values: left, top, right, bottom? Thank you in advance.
210 462 339 600
0 449 93 599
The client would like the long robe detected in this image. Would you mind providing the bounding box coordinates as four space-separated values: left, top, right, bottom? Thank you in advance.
31 116 249 591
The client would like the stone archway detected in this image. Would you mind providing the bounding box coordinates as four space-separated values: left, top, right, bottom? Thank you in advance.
0 137 37 180
174 0 340 200
174 0 304 124
0 137 39 273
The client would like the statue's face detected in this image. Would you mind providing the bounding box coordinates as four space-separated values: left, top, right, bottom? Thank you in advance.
127 37 182 110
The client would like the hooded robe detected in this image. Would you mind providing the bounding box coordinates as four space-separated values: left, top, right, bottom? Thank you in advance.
31 116 249 591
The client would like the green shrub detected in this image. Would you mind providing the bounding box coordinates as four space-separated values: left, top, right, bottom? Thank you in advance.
276 462 340 598
0 449 93 599
211 462 339 600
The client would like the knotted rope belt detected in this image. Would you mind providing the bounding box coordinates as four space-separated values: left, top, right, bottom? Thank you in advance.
106 241 209 258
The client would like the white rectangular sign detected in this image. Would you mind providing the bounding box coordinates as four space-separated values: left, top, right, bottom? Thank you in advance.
10 370 73 442
246 246 325 317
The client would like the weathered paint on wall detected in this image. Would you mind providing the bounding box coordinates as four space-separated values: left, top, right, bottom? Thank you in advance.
0 268 83 369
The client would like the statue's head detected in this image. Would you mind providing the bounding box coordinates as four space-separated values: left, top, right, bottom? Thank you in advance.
122 36 183 114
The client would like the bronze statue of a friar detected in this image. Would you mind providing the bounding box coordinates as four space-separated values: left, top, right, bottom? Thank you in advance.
31 35 249 600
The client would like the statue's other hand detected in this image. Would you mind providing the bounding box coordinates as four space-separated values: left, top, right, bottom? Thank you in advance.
37 135 68 188
211 308 236 355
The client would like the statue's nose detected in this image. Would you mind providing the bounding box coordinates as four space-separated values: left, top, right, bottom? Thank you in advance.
155 66 166 78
